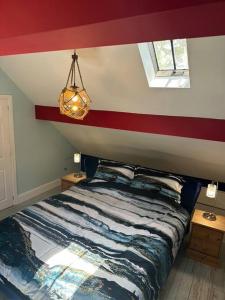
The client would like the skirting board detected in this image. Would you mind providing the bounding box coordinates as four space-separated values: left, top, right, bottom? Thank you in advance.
16 179 60 204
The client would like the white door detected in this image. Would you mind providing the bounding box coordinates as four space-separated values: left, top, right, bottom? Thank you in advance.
0 96 15 210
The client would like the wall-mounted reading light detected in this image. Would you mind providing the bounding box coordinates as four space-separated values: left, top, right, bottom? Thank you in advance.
202 181 218 221
73 152 82 178
206 182 218 198
74 152 81 163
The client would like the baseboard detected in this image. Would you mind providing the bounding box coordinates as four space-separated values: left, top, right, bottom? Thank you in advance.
16 179 60 204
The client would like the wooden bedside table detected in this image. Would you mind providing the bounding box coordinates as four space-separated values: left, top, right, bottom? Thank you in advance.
187 209 225 268
61 173 86 192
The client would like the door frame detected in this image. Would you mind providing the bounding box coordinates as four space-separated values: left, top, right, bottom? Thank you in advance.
0 95 17 205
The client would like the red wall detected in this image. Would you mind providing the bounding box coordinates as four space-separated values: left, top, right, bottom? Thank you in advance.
35 105 225 142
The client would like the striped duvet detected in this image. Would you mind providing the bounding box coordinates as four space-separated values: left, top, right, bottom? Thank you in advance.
0 180 190 300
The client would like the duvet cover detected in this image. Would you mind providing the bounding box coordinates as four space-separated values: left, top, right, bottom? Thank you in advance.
0 180 190 300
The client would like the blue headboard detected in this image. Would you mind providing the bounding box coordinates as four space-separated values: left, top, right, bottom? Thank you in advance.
81 154 225 190
81 154 225 214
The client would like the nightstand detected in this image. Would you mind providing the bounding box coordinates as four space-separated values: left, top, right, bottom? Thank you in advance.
187 209 225 268
61 173 86 192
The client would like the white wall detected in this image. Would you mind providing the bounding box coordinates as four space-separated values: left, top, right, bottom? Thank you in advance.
0 68 75 194
1 36 225 119
0 35 225 183
53 123 225 182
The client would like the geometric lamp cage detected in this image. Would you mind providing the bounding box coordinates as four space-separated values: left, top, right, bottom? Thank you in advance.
59 51 91 120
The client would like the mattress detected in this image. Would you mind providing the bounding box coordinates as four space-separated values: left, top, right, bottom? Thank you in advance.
0 180 190 300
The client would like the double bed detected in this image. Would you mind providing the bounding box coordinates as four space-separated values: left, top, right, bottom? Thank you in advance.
0 161 200 300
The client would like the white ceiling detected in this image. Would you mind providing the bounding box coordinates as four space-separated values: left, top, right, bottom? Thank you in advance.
0 35 225 181
54 122 225 181
1 35 225 119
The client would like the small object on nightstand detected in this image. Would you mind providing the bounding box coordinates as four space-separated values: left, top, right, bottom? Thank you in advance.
202 211 216 221
61 173 86 192
202 181 218 221
187 209 225 268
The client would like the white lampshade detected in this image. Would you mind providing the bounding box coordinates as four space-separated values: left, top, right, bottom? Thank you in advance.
74 153 81 163
206 182 218 198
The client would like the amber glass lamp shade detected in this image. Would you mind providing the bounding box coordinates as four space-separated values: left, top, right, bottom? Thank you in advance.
59 51 91 120
59 86 91 120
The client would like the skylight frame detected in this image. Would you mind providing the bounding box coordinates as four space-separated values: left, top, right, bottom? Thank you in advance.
152 39 189 77
138 39 190 89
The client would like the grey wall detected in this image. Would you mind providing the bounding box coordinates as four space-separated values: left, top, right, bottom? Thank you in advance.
0 68 75 194
197 188 225 215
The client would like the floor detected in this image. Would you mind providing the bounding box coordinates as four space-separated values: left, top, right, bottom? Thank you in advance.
159 243 225 300
0 193 224 300
0 186 60 221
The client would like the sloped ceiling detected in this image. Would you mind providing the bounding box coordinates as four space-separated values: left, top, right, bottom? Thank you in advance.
53 123 225 181
1 0 224 55
0 35 225 181
1 36 225 118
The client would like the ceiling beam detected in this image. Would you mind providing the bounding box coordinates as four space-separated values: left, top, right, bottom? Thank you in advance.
35 105 225 142
1 1 225 55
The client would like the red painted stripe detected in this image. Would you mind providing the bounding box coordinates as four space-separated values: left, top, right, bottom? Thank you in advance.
0 0 219 39
35 105 225 142
1 1 225 55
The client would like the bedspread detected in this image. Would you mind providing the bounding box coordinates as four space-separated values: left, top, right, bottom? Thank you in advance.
0 180 190 300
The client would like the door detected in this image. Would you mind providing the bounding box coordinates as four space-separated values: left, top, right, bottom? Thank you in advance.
0 96 15 210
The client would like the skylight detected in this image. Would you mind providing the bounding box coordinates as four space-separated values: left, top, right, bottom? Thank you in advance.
138 39 190 88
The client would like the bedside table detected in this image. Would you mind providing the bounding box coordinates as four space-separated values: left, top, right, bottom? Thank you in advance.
187 209 225 268
61 173 86 192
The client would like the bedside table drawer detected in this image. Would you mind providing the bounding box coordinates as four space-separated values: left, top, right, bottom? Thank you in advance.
187 209 225 268
187 249 219 268
192 224 223 243
189 237 221 257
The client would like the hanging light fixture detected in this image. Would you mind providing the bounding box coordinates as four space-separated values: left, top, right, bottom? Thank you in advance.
59 51 91 120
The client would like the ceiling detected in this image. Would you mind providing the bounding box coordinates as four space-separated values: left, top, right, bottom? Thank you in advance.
1 36 225 119
0 1 225 55
2 1 214 38
0 35 225 181
53 123 225 182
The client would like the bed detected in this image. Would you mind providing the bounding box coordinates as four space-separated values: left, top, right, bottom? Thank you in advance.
0 163 200 300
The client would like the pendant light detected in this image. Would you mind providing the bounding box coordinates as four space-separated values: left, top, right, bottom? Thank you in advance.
59 51 91 120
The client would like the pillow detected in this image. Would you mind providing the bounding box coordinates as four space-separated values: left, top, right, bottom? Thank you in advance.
132 167 184 191
131 167 184 203
93 159 135 185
